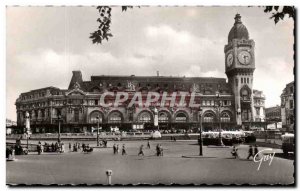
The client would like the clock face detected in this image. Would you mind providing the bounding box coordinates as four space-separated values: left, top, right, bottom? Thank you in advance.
226 53 233 67
238 50 251 65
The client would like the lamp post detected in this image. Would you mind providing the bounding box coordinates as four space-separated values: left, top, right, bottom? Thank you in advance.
96 115 100 146
216 91 224 146
264 118 268 142
58 115 61 143
237 108 241 128
199 108 203 156
25 111 30 150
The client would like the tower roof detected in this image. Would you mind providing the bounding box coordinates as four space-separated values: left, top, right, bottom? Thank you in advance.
228 14 249 43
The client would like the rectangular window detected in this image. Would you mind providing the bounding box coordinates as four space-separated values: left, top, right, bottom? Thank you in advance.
247 78 249 84
241 78 243 83
224 100 228 106
206 100 210 106
95 99 99 105
74 109 79 122
290 100 294 109
202 100 206 106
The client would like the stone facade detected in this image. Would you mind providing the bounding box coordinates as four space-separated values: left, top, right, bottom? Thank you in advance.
280 81 294 132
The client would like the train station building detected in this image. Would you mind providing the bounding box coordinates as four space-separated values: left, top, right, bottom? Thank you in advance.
15 14 265 133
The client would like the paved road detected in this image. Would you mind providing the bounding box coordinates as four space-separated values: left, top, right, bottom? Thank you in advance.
6 140 294 185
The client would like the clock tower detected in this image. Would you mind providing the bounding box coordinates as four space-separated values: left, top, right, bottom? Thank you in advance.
224 14 255 130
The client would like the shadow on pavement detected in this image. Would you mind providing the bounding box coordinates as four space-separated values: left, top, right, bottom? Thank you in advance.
275 153 295 160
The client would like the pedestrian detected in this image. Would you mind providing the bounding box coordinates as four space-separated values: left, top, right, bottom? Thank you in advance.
69 143 71 151
160 144 164 156
147 141 151 149
73 143 77 152
61 143 65 153
122 144 127 155
231 146 238 159
37 143 42 155
247 145 254 160
116 144 119 154
113 144 116 154
138 145 144 156
173 137 176 142
82 143 85 152
254 145 259 157
156 144 161 156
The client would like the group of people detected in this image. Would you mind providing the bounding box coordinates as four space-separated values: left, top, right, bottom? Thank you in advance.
42 141 64 153
68 142 93 152
231 145 259 159
112 141 164 157
113 144 127 155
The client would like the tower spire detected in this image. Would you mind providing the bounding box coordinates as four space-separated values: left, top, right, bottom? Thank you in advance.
234 13 242 24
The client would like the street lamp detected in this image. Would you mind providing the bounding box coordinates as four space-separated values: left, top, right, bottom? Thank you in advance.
216 91 224 146
264 118 268 142
58 115 61 143
199 108 203 156
237 108 241 128
25 111 30 150
96 115 100 146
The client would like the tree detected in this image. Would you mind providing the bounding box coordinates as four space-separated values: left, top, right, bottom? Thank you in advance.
90 6 133 44
263 6 295 24
90 6 295 44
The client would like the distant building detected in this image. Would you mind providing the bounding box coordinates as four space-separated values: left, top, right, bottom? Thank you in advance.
6 118 17 127
6 118 17 135
253 90 265 122
265 105 281 122
280 81 295 132
265 105 281 130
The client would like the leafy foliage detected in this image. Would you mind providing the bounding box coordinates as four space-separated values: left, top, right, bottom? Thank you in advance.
90 6 133 44
264 6 295 24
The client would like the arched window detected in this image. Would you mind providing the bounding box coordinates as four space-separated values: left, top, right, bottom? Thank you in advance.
241 88 250 101
220 112 231 122
203 113 214 123
138 111 152 123
90 111 103 123
108 111 122 123
175 112 187 122
159 112 169 122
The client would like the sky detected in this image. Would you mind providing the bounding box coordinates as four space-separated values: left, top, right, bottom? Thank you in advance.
6 6 294 121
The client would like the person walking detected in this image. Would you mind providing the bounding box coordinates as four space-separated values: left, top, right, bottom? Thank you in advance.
113 144 117 154
156 144 161 156
69 143 71 151
160 144 164 156
122 144 127 155
147 141 151 149
247 145 254 160
73 143 77 152
116 144 119 154
138 145 144 156
231 146 238 159
82 143 86 152
254 145 259 157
